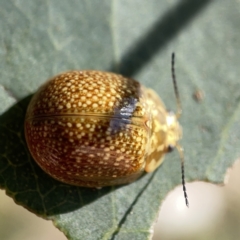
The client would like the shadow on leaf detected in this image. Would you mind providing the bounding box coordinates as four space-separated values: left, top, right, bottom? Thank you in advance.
113 0 213 77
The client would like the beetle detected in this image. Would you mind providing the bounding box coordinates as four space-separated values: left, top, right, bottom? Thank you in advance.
24 53 188 206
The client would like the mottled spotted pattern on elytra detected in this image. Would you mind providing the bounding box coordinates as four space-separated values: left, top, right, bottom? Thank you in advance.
25 70 182 187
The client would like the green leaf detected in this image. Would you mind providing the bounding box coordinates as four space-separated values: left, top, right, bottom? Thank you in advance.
1 0 240 239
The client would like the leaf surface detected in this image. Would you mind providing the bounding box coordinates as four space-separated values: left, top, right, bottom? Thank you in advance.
1 0 240 239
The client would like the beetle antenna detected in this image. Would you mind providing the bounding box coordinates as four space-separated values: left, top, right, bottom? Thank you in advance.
171 53 188 207
171 53 182 119
176 142 189 207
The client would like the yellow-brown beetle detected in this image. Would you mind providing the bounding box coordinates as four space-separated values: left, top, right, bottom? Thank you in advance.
25 53 188 206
